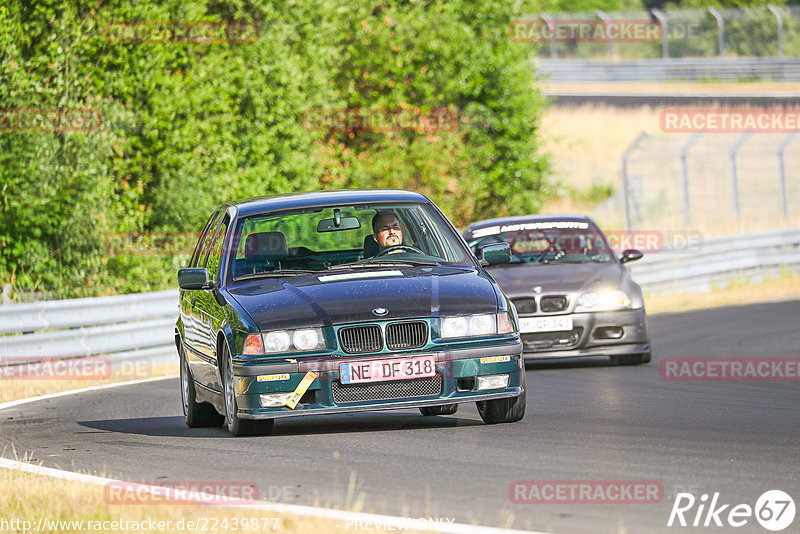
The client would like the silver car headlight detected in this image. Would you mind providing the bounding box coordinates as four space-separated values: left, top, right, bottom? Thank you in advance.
575 290 631 312
440 312 514 339
243 328 325 355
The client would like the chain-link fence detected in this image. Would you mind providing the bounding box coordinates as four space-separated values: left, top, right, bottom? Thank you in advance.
591 131 800 235
519 5 800 60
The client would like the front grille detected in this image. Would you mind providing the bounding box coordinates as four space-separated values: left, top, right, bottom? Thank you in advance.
522 327 583 351
332 378 442 404
338 325 383 354
512 297 537 314
386 321 428 350
540 296 568 312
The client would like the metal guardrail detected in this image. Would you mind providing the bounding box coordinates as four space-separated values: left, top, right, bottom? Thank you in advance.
629 229 800 294
0 289 177 368
1 230 798 369
537 57 800 82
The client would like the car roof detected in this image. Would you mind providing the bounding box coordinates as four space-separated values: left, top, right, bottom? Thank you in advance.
463 214 597 236
221 190 432 217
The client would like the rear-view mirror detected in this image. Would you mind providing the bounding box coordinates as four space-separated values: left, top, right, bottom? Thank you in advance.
317 216 361 232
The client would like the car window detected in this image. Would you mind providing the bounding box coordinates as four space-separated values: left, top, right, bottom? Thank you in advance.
204 216 230 283
228 203 473 279
189 210 220 268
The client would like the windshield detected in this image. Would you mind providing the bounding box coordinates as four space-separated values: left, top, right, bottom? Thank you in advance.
467 221 615 264
227 202 473 280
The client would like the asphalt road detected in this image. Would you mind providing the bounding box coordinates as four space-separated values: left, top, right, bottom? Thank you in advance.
2 300 799 533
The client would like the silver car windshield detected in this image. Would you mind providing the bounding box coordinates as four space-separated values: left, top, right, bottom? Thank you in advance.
468 224 615 264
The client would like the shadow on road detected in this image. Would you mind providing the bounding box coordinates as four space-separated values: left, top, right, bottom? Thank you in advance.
78 411 483 438
525 356 618 371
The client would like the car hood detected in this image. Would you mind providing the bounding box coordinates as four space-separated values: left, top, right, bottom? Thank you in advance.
227 266 499 330
486 261 625 297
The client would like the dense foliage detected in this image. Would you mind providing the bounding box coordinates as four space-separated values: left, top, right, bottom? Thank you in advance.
0 0 548 300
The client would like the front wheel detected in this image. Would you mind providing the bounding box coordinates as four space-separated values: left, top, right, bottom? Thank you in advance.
180 341 224 428
419 404 458 416
221 343 274 437
476 373 527 424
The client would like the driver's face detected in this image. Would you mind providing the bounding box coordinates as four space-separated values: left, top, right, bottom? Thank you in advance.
373 216 403 249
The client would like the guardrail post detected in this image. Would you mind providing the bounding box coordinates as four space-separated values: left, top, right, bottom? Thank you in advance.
708 8 725 57
596 10 614 60
651 9 669 58
767 5 784 58
620 131 649 231
680 133 703 229
729 133 751 224
777 132 796 218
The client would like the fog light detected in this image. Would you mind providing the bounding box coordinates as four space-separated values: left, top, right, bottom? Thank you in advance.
259 392 293 408
477 374 509 391
593 326 624 339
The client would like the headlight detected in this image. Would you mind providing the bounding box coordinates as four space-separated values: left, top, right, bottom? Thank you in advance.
575 290 631 312
440 312 514 339
245 328 326 355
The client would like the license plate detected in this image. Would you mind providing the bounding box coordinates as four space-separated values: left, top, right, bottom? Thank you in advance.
519 316 573 333
339 356 435 384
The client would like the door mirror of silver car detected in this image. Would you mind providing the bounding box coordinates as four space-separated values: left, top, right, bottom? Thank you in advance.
619 249 643 263
480 242 512 265
178 268 212 290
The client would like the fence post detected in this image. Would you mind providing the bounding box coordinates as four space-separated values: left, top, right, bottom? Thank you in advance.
620 131 649 231
708 8 725 57
680 133 703 229
729 133 751 224
777 132 796 218
596 10 615 60
651 9 669 59
767 5 784 58
541 13 558 59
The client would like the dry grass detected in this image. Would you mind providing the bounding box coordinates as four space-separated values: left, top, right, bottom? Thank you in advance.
645 272 800 315
0 361 178 404
538 96 800 236
0 463 441 534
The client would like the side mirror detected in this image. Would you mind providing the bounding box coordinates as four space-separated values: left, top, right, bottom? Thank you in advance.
480 242 511 265
178 268 212 290
619 249 643 264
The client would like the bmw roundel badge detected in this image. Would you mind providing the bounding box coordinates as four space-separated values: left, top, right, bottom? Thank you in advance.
372 307 389 316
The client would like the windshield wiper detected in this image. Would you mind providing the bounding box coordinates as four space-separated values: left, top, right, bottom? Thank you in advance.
233 269 318 281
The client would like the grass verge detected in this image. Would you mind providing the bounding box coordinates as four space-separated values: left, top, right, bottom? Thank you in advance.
645 272 800 315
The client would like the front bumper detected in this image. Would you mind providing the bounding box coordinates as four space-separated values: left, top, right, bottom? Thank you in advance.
231 341 524 419
520 308 649 360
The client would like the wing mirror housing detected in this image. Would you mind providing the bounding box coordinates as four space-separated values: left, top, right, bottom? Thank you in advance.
620 249 643 264
480 242 512 266
178 268 213 290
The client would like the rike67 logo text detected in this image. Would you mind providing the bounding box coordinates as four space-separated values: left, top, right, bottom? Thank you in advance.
668 490 795 531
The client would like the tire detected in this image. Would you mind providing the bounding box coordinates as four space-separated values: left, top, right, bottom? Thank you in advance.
180 341 224 428
419 404 458 416
612 352 650 366
221 342 274 437
476 373 527 424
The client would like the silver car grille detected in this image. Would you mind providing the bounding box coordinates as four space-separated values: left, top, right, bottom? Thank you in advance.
338 325 382 354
